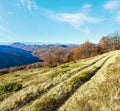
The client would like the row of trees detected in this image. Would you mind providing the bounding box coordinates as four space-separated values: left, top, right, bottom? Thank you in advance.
98 32 120 53
64 32 120 62
36 32 120 64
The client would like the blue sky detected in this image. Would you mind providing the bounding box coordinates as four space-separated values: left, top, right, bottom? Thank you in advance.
0 0 120 44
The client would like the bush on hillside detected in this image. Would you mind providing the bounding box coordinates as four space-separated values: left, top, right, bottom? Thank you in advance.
0 83 22 95
48 64 57 68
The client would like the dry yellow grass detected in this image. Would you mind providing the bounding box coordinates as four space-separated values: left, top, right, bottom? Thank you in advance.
0 51 119 111
58 51 120 111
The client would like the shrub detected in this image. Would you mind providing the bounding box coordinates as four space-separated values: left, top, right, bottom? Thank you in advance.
48 64 57 68
61 65 69 68
0 83 22 95
14 74 20 77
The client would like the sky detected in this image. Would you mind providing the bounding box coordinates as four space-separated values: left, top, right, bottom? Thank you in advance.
0 0 120 44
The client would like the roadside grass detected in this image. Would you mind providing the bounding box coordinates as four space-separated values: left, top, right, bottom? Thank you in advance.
0 56 99 111
0 53 106 111
58 52 120 111
0 51 118 111
27 56 109 111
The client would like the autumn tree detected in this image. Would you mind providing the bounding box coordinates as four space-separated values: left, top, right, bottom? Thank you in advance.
41 47 71 65
64 41 97 61
98 36 110 53
98 32 120 53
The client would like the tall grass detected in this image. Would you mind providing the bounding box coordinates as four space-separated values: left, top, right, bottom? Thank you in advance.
27 56 110 111
0 51 118 111
58 52 120 111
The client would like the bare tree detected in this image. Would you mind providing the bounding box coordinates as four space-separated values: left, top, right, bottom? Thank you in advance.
98 32 120 52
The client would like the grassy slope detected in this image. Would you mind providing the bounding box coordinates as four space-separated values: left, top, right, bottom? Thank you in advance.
58 51 120 111
0 51 120 111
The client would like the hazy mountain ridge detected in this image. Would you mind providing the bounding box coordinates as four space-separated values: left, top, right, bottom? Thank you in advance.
0 45 43 69
11 42 76 65
11 42 77 52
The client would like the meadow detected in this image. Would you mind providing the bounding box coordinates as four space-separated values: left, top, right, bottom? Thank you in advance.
0 51 120 111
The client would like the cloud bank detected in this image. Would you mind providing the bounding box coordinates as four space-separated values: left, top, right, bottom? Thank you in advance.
103 0 120 10
42 8 103 29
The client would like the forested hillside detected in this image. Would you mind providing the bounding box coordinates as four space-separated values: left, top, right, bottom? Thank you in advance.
0 45 42 69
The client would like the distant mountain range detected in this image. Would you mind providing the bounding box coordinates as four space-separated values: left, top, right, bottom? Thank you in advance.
11 42 76 65
0 45 43 69
0 42 47 45
0 42 79 46
0 42 77 69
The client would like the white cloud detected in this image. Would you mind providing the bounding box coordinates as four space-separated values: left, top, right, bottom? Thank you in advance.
116 12 120 22
45 11 103 28
20 0 38 11
103 0 120 10
82 4 92 10
81 4 92 13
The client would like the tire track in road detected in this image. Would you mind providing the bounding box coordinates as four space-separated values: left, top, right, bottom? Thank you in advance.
57 52 120 111
18 55 107 111
0 54 112 111
55 55 112 111
28 55 112 111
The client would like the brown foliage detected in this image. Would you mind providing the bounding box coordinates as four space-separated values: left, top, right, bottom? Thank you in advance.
36 46 73 65
64 41 97 62
98 32 120 53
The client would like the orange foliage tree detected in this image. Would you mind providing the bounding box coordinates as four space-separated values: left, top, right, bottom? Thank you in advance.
64 41 97 62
